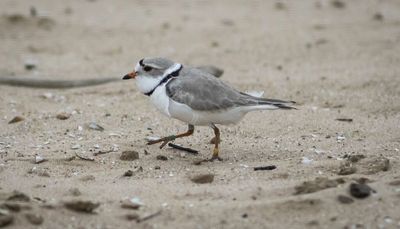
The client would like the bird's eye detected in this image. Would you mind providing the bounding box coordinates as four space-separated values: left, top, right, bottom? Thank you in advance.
143 66 152 72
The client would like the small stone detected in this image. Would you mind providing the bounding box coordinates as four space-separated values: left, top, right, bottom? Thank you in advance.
121 199 141 210
33 155 47 164
337 195 354 204
349 183 374 199
331 0 345 9
120 151 139 161
373 12 383 21
154 166 161 170
8 116 24 124
123 170 133 177
87 122 104 131
125 213 140 221
0 215 13 227
64 200 99 213
7 191 30 202
190 174 214 184
56 112 71 120
25 213 43 225
156 155 168 161
68 188 81 196
71 144 81 150
79 175 95 182
24 60 36 70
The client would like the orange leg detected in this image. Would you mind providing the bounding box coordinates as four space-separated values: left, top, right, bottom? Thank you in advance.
209 124 223 161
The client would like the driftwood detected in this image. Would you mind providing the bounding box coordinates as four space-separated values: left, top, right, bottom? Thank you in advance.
0 66 223 89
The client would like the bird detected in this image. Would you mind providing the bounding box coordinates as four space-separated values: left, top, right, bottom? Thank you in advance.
122 57 295 161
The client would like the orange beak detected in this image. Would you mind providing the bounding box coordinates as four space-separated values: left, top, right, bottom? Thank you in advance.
122 71 136 80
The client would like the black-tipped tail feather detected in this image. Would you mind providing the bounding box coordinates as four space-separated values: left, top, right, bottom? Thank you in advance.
257 98 297 110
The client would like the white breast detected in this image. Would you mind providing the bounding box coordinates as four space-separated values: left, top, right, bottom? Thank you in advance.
149 84 171 117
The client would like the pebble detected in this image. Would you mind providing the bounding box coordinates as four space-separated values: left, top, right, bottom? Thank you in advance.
8 116 24 124
123 170 133 177
71 144 81 150
24 60 37 70
301 157 313 165
156 155 168 161
0 215 13 227
34 155 47 164
79 175 95 182
56 112 71 120
349 183 374 198
68 188 82 196
337 195 354 204
190 174 214 184
64 200 100 213
125 213 140 221
25 213 43 225
120 151 139 161
7 191 30 202
121 199 141 210
87 122 104 131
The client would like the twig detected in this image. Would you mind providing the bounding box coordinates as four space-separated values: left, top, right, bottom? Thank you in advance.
93 150 113 156
0 77 118 88
168 143 198 154
137 210 162 223
254 165 277 171
335 118 353 122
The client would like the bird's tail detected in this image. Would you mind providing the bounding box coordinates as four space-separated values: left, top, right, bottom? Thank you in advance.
240 92 297 111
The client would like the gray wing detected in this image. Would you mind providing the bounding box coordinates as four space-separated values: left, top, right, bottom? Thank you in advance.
166 67 295 111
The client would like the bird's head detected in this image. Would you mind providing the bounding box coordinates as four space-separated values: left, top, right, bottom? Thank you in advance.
123 57 180 94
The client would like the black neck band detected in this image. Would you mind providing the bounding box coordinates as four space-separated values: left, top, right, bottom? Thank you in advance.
144 65 183 96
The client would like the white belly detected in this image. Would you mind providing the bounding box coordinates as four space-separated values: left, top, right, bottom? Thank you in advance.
168 99 246 126
149 84 247 126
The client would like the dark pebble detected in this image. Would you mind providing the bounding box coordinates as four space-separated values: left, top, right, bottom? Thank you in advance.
64 200 100 213
190 174 214 184
349 183 374 198
156 155 168 161
120 151 139 161
123 170 133 177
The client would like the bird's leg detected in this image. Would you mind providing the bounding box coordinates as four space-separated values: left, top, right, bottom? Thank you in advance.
147 124 194 149
209 124 223 161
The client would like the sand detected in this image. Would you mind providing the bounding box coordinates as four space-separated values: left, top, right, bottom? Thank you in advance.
1 0 400 228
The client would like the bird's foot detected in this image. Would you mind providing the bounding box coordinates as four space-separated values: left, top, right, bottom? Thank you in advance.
207 156 223 162
209 136 221 144
147 135 176 149
206 148 223 162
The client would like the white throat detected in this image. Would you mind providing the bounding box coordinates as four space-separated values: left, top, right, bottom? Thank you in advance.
135 63 182 94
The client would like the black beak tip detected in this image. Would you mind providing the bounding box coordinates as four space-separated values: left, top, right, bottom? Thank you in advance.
122 74 130 80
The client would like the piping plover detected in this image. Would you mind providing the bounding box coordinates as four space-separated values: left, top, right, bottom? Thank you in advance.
123 57 295 161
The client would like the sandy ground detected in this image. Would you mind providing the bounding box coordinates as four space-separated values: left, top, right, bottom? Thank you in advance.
1 0 400 228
